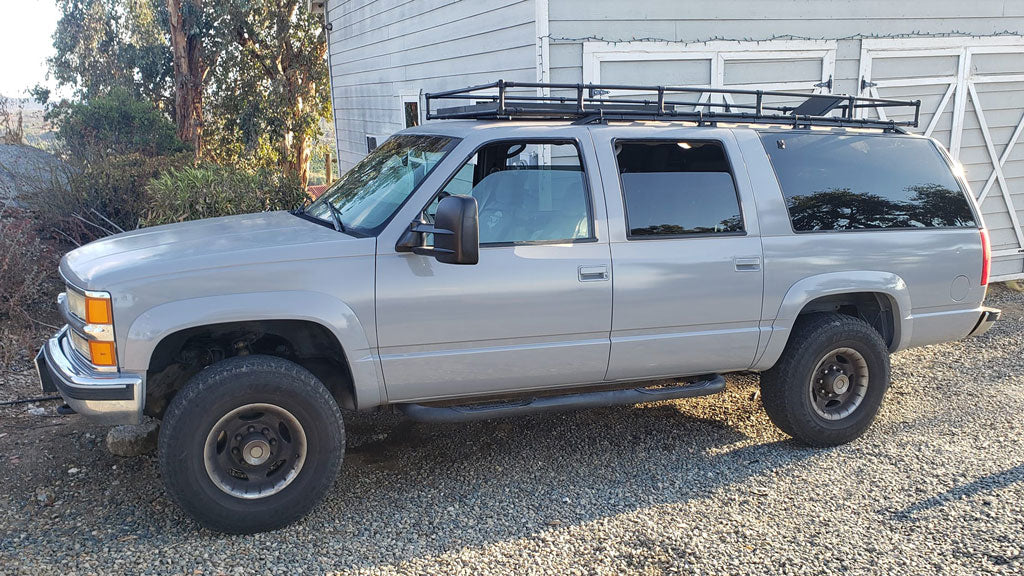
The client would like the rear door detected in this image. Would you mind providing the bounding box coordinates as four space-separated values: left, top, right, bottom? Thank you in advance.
593 128 765 380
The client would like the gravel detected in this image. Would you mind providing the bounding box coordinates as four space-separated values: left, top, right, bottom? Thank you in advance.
2 285 1023 575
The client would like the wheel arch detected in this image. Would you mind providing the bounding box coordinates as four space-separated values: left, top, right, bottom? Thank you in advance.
123 291 384 415
753 271 912 371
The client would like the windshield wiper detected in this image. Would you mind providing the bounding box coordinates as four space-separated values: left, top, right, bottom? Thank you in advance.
326 201 346 233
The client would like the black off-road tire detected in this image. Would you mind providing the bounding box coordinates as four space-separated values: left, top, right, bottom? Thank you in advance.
760 313 891 447
158 355 344 534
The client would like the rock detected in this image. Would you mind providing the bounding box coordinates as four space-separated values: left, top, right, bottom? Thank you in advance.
27 406 46 416
0 143 66 205
35 488 55 507
105 417 160 457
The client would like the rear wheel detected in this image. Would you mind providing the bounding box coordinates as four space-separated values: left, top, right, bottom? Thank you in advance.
760 313 890 446
158 355 344 533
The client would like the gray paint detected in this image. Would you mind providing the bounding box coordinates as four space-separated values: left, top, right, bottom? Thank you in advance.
44 120 994 425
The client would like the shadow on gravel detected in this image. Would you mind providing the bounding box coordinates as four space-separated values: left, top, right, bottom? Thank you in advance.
892 463 1024 519
302 398 821 570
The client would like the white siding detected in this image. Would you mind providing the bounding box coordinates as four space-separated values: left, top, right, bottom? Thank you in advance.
547 0 1024 95
326 0 1024 278
327 0 536 169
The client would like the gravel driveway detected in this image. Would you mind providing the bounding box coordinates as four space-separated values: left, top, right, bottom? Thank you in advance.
2 286 1023 575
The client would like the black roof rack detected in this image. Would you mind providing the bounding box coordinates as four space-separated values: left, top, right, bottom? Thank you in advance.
425 80 920 132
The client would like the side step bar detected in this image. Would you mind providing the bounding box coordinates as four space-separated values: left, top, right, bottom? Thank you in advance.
398 375 726 423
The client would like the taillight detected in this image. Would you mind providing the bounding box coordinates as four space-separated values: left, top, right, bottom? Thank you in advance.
980 228 991 286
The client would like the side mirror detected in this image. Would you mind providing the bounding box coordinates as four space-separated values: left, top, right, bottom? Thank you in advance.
402 195 479 265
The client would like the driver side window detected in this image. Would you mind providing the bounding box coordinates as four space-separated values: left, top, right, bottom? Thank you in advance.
424 141 592 245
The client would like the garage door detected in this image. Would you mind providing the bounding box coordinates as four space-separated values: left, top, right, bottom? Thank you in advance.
859 37 1024 281
582 39 836 114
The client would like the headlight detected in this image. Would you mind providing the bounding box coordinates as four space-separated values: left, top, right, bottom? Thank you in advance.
66 286 113 324
66 288 87 321
63 284 117 368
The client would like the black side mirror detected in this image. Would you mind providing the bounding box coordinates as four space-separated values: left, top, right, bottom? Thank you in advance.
400 195 479 265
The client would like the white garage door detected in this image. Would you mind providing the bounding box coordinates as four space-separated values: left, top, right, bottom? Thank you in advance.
859 37 1024 281
582 39 836 114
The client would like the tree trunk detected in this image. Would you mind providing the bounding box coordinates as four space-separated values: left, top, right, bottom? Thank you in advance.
167 0 204 159
284 132 311 189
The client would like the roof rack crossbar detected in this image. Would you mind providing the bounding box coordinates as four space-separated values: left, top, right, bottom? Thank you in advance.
425 80 921 131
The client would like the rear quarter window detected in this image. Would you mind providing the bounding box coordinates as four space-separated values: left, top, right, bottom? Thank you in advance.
760 132 976 232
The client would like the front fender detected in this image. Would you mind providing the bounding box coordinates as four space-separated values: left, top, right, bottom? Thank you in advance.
121 291 384 408
752 271 912 370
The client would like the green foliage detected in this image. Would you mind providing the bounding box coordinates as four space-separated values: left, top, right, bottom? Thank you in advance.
144 164 306 226
46 0 332 184
204 0 330 181
49 0 172 109
57 88 188 165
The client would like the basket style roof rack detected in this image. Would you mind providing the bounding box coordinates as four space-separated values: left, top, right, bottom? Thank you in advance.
425 80 921 132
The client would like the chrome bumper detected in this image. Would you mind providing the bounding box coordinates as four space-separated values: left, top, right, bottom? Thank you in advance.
967 307 1001 338
35 326 143 425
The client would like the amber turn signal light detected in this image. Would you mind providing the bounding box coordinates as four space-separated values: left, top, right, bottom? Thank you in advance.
85 296 113 324
88 341 117 366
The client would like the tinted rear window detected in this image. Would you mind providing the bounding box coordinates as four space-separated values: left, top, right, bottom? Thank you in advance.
760 133 976 232
615 141 743 237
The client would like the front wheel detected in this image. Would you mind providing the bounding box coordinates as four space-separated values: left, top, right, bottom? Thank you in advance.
760 313 891 447
158 355 345 534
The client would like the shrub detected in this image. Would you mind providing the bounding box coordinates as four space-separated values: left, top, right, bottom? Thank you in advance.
0 207 61 368
144 164 305 226
56 88 188 166
26 152 190 244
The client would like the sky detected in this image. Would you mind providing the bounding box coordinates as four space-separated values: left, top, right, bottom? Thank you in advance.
0 0 62 99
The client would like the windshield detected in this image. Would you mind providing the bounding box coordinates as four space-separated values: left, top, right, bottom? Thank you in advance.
304 134 458 234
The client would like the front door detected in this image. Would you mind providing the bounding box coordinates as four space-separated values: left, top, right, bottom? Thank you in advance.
375 138 613 403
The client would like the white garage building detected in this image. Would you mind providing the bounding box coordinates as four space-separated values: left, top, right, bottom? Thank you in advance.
324 0 1024 281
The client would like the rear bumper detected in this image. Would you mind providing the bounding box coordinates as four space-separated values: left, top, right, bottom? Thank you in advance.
35 326 143 425
967 307 1001 338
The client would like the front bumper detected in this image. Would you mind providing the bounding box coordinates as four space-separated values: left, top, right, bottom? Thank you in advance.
35 326 143 425
967 307 1001 338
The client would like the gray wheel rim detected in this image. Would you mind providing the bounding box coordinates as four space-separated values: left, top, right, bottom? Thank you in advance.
808 347 869 421
203 403 307 499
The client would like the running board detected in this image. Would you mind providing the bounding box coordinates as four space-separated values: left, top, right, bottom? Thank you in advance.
398 375 726 423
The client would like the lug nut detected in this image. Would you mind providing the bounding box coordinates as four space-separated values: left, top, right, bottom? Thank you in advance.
269 438 276 446
247 425 256 433
262 427 270 436
234 434 242 441
231 447 240 454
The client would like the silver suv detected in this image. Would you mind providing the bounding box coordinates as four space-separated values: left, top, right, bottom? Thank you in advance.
36 82 1000 533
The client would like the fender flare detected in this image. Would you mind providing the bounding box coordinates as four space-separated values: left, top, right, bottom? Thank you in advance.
121 291 384 408
752 271 912 370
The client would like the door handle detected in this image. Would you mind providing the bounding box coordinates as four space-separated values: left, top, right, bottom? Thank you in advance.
578 265 609 282
734 256 761 271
